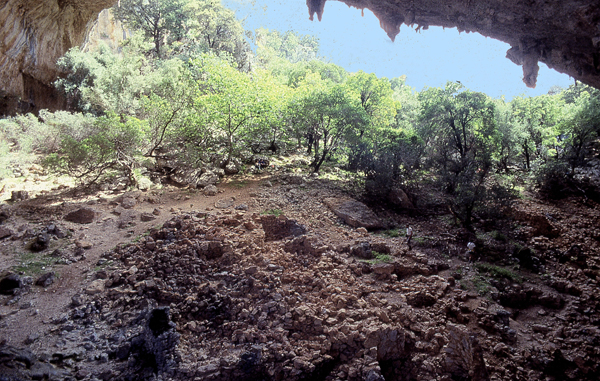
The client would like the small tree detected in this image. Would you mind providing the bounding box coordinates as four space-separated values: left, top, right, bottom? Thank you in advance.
114 0 187 58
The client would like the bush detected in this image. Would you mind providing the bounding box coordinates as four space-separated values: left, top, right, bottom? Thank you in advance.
44 113 148 184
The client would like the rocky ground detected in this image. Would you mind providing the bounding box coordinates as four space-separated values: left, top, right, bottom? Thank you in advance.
1 159 600 381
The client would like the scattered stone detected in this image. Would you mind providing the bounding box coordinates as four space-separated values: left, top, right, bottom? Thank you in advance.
152 208 161 216
35 272 55 288
64 208 96 224
235 204 249 211
323 197 383 230
76 240 93 249
140 212 157 222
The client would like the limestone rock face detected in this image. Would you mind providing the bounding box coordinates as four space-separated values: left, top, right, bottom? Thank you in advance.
0 0 118 113
309 0 600 89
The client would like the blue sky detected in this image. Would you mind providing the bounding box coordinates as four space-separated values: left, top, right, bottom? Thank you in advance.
223 0 574 99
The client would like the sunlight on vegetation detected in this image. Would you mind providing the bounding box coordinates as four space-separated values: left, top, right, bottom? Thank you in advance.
13 251 58 276
261 209 283 217
475 262 523 283
0 0 598 228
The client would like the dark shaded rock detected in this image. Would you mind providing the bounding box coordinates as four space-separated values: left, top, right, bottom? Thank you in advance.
0 210 9 224
387 187 414 209
323 197 383 230
406 291 436 308
124 308 180 379
35 272 55 288
0 274 21 295
64 208 95 224
350 242 372 259
260 215 307 241
30 233 49 252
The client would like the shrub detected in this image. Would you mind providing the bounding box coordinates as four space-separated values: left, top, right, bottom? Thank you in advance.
44 113 148 184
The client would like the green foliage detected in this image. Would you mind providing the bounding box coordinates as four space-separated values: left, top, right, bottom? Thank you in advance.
261 209 283 217
44 112 147 184
418 82 501 227
379 229 400 238
114 0 187 58
475 262 522 283
372 251 392 263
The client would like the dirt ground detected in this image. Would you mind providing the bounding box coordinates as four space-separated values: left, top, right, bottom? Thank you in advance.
1 162 600 381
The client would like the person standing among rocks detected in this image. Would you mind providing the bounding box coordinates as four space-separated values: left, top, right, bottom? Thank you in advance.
406 226 413 250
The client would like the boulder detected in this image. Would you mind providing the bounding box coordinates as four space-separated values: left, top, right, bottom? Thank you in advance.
323 197 383 230
64 208 95 224
388 188 414 209
203 185 218 196
197 171 219 188
224 162 239 175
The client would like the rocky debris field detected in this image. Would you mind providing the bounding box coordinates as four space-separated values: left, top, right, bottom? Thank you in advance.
1 170 600 380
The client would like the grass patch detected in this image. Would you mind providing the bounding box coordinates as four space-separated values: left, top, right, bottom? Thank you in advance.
379 229 400 238
13 251 57 276
475 262 522 283
261 208 283 217
361 251 392 264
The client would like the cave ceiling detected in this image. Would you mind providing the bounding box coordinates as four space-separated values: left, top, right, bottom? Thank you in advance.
1 0 599 113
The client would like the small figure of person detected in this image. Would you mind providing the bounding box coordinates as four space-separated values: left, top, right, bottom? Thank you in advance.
406 226 413 250
467 241 476 262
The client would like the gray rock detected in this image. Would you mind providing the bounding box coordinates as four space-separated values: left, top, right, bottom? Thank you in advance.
235 204 249 211
323 197 383 230
203 185 218 196
35 272 55 288
224 162 239 175
197 171 219 188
